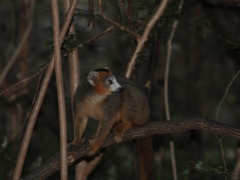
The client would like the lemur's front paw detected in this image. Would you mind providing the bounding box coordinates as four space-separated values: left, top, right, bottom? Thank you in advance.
87 139 100 156
67 140 79 147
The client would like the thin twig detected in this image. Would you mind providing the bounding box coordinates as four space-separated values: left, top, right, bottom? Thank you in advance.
0 67 46 97
100 14 141 40
125 0 169 78
127 0 133 21
88 0 95 28
117 0 132 20
215 69 240 180
164 0 184 119
12 1 79 179
0 0 34 86
215 69 240 121
218 135 227 180
164 1 185 180
78 25 114 48
0 17 33 87
99 0 102 14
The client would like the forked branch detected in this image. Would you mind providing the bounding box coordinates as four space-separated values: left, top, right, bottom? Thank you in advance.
25 117 240 180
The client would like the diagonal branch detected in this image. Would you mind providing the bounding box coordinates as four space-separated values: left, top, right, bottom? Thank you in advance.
125 0 169 78
100 14 141 40
12 0 79 179
24 117 240 180
0 2 34 87
78 25 114 48
0 68 45 97
117 0 132 20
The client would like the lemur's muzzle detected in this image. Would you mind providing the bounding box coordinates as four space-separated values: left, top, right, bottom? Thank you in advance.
112 86 124 93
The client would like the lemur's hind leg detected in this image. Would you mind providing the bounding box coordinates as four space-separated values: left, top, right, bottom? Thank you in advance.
88 119 115 156
113 120 133 143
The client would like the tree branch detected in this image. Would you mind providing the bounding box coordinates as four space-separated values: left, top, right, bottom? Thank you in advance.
24 117 240 180
117 0 132 20
100 14 141 40
12 0 79 179
78 25 114 48
51 0 68 178
0 20 32 86
164 1 185 179
125 0 169 78
0 68 45 97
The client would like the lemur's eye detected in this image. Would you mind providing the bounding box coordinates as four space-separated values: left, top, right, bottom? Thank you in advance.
107 79 113 84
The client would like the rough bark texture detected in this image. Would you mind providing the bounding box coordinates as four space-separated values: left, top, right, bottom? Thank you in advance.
135 136 154 180
24 117 240 179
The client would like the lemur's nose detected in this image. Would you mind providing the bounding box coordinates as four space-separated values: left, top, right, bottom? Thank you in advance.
113 86 124 93
119 87 124 92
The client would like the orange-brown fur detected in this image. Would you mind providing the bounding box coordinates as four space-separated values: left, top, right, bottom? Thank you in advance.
70 68 153 179
95 71 112 94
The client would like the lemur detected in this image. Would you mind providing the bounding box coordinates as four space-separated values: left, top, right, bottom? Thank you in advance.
70 67 153 179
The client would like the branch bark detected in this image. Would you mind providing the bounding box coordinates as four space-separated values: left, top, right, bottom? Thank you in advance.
78 26 114 48
24 117 240 180
164 1 185 179
0 3 34 87
125 0 169 78
100 14 141 39
12 1 79 179
51 0 68 179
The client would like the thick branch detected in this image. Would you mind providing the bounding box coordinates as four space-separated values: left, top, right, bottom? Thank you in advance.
24 117 240 180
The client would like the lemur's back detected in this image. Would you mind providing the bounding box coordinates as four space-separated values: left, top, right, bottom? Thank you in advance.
115 75 150 126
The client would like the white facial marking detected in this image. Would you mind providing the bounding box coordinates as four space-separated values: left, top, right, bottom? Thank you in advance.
105 75 122 93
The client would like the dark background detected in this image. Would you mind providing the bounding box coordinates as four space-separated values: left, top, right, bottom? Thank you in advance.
1 0 240 179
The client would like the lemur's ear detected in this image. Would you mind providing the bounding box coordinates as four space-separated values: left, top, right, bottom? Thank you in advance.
87 71 99 86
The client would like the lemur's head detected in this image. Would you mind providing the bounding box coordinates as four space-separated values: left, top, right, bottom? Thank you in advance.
87 67 124 95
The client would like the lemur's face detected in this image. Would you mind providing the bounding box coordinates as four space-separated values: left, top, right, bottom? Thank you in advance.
102 75 124 94
87 68 124 95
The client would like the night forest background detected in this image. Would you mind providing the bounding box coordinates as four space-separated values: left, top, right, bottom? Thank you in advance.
1 0 240 179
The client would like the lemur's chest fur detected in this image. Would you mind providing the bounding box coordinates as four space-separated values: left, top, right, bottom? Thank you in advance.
81 93 122 122
81 93 107 120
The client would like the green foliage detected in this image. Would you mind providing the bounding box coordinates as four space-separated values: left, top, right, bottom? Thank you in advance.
44 8 101 55
194 19 212 39
61 33 79 55
44 27 80 55
216 35 240 52
182 161 228 180
74 9 96 23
